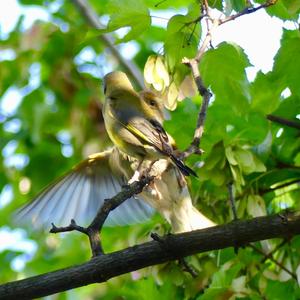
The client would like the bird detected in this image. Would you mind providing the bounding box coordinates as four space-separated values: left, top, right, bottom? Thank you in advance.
102 71 197 180
15 82 215 233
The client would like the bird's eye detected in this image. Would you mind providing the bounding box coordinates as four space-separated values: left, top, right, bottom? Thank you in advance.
149 100 156 106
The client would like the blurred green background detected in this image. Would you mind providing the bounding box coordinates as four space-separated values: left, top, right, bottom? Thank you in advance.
0 0 300 299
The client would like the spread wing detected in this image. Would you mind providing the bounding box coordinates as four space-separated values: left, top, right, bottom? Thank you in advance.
14 150 154 229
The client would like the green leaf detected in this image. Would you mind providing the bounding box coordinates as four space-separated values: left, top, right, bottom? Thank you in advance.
265 280 297 300
235 148 254 167
247 112 269 137
252 154 267 172
247 195 266 217
234 147 266 174
266 0 300 20
240 112 269 144
208 0 223 11
225 146 238 166
273 30 300 97
250 72 281 114
164 14 200 71
206 143 226 170
164 98 198 149
200 42 251 114
199 261 242 299
212 262 242 287
105 0 151 43
198 287 229 300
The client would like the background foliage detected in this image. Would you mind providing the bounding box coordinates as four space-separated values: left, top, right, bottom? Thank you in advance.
0 0 300 299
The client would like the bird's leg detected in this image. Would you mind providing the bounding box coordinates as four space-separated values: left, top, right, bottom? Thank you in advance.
143 160 164 200
145 160 157 174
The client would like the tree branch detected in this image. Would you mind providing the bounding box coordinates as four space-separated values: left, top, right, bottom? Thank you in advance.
181 0 278 158
267 114 300 130
181 19 219 157
1 211 300 299
50 176 153 257
71 0 144 88
219 0 278 25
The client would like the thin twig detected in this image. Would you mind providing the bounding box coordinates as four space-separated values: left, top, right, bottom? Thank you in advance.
267 114 300 130
71 0 144 88
203 0 209 12
50 219 88 234
181 18 218 158
180 57 211 157
220 0 278 25
195 18 219 62
260 179 300 195
250 244 297 281
154 0 167 7
51 176 153 257
178 258 198 278
260 239 288 263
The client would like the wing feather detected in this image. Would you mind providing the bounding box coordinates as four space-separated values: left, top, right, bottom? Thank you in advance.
14 151 154 229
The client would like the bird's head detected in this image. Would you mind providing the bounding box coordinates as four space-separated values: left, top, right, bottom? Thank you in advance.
103 71 134 97
139 90 170 123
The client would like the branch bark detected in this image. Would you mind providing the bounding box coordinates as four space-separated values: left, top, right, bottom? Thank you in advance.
1 211 300 300
181 19 219 157
71 0 144 88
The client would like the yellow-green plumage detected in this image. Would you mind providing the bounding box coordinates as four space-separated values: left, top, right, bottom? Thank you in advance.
103 71 197 177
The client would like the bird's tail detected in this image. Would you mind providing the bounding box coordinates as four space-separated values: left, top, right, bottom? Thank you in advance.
170 154 198 177
171 203 216 233
141 162 215 233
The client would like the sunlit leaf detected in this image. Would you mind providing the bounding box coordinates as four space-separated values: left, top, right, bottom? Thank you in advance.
274 30 300 97
247 195 266 217
166 82 179 110
105 0 151 43
200 42 251 114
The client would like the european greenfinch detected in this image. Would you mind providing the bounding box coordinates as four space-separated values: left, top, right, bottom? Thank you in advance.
15 84 214 233
103 71 197 178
